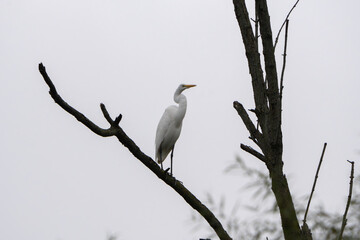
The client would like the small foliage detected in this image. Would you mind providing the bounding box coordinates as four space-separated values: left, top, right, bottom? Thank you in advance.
190 159 360 240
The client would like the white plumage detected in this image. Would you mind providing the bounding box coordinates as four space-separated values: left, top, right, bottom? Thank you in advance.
155 84 196 174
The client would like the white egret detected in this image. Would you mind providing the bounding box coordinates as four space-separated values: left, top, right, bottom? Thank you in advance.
155 84 196 175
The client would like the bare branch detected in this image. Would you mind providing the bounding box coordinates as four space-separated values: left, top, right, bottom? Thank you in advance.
100 103 122 126
337 160 355 240
114 114 122 126
303 142 327 223
100 103 115 125
274 0 300 49
233 101 263 146
279 19 289 104
38 63 233 240
39 63 117 137
276 19 289 144
240 144 265 162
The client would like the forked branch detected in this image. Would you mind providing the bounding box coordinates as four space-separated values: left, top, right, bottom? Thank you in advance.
38 63 232 240
39 63 117 137
274 0 300 49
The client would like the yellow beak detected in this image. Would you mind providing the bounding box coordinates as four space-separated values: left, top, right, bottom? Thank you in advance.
184 84 196 88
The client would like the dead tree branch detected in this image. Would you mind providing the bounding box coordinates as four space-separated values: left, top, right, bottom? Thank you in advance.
38 63 232 240
276 19 289 144
233 101 263 145
337 160 355 240
303 143 327 223
279 19 289 104
240 144 265 162
274 0 300 49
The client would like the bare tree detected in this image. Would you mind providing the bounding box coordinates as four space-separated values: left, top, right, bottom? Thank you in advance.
232 0 301 239
231 1 354 240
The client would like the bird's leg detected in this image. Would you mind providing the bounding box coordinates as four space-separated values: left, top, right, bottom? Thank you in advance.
160 152 171 173
159 150 165 171
170 146 175 176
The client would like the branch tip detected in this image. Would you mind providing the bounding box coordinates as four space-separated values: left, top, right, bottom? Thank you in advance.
240 143 265 162
100 103 114 125
114 114 122 125
274 0 300 49
233 101 241 108
338 160 355 239
38 62 57 94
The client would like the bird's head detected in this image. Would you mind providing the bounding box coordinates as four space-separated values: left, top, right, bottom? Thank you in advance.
177 84 196 93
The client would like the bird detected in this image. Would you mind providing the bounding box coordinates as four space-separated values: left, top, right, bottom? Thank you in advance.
155 84 196 175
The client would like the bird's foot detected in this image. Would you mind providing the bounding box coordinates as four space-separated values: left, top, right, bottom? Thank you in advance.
164 168 175 177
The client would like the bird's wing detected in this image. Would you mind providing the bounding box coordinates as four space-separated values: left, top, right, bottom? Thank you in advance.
155 106 178 162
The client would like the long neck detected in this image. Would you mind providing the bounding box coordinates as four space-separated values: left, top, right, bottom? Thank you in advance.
174 92 187 124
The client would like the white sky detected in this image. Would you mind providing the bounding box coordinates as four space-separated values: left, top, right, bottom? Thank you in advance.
1 0 359 239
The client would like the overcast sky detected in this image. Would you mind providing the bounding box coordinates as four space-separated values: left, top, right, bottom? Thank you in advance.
1 0 359 239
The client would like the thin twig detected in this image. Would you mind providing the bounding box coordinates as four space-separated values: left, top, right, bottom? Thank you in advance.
275 19 289 143
279 19 289 102
337 160 355 240
274 0 300 49
303 142 327 223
